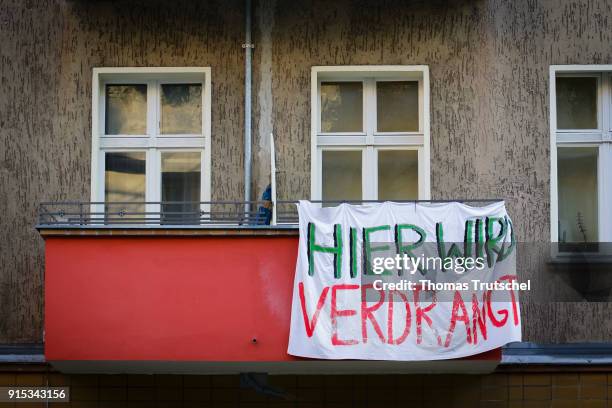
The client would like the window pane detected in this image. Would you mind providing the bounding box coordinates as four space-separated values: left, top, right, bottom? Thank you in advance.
161 152 201 224
160 84 203 134
105 152 146 220
557 147 598 245
378 150 418 200
322 150 362 202
377 81 419 132
320 82 363 132
556 77 598 129
105 85 147 135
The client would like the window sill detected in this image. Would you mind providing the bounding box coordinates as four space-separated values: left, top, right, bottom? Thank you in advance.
547 255 612 265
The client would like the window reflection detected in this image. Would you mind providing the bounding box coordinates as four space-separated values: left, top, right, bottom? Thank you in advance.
160 84 202 134
556 77 598 130
377 81 419 132
558 147 598 251
104 152 146 221
378 150 418 200
320 82 363 133
322 150 362 203
161 152 201 224
105 85 147 135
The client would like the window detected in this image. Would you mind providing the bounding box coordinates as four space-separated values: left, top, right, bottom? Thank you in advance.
104 152 146 220
91 68 211 223
311 66 430 201
551 67 612 252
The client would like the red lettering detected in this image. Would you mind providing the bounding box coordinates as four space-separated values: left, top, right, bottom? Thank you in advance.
471 293 487 344
499 275 520 326
360 284 386 343
387 290 411 345
331 284 360 346
486 275 520 327
298 281 329 337
486 289 507 327
414 287 442 346
444 291 472 347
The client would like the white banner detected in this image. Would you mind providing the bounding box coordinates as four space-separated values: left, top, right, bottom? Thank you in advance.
288 201 521 361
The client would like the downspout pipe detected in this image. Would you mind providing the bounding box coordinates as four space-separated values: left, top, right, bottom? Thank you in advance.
244 0 253 211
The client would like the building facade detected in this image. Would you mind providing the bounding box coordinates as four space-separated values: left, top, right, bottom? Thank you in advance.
1 0 612 406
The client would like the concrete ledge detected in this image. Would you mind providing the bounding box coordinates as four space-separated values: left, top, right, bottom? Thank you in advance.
502 342 612 365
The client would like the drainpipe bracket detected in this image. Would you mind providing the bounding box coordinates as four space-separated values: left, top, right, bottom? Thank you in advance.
242 43 255 48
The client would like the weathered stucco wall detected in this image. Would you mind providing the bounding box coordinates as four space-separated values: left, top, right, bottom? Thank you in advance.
255 0 612 342
0 0 245 342
1 0 612 343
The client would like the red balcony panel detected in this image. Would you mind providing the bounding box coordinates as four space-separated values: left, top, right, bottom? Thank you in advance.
45 234 299 361
43 231 500 374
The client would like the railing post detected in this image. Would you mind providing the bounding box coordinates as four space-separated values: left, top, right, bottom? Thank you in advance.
270 133 277 226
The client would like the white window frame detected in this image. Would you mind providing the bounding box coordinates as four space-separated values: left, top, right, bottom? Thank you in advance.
310 66 430 201
550 65 612 250
91 67 212 218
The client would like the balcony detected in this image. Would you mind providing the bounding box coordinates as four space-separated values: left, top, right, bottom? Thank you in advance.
37 200 502 374
37 199 500 228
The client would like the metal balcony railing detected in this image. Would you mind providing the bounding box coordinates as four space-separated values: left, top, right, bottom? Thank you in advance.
37 199 502 228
